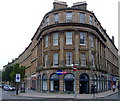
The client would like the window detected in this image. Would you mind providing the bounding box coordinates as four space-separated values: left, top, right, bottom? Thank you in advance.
81 53 86 66
54 13 59 23
45 35 48 47
44 54 48 67
66 52 72 65
90 15 93 25
66 12 72 22
90 34 94 47
53 53 58 66
46 16 49 25
91 54 95 67
53 32 58 46
80 32 86 45
66 32 72 44
42 75 47 90
80 13 85 23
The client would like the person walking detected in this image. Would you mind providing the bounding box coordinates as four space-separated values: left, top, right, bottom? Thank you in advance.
91 84 95 97
112 85 116 92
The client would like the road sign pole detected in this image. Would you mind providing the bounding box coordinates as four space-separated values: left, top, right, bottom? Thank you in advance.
15 74 20 95
74 71 77 99
16 82 19 95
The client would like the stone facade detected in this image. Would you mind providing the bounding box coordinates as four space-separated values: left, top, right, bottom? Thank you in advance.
6 1 119 94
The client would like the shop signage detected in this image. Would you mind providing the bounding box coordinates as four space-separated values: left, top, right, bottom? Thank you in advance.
56 70 63 75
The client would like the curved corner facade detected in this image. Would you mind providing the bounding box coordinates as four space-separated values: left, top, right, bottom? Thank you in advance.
8 2 119 94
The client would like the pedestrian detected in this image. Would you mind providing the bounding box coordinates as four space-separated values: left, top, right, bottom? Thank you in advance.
117 84 120 90
91 84 95 97
112 85 116 92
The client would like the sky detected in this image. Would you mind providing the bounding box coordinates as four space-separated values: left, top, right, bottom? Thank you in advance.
0 0 119 70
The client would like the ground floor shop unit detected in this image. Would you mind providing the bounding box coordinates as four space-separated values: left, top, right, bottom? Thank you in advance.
25 69 117 94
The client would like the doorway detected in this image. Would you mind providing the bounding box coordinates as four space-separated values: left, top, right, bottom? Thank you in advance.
50 74 59 91
64 74 75 92
79 73 89 94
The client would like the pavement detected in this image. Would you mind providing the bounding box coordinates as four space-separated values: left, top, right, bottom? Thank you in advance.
17 89 118 99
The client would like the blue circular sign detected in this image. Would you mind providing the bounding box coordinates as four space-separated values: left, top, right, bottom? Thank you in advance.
56 70 62 75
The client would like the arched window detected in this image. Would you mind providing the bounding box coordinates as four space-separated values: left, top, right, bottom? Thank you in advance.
42 74 47 91
79 73 89 94
64 74 75 92
37 75 41 91
50 74 59 91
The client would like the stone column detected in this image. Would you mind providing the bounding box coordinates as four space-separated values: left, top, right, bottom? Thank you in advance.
47 79 50 92
74 31 79 64
59 31 64 67
59 75 64 93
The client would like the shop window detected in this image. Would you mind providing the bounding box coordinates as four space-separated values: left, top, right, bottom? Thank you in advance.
64 74 75 92
42 75 47 91
50 74 59 91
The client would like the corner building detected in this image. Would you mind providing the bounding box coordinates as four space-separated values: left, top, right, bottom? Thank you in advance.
9 1 119 94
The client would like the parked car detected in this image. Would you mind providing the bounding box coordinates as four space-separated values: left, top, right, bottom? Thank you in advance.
0 84 4 88
3 85 15 91
0 84 2 88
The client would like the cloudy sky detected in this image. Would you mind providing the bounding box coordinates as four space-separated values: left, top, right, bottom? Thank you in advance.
0 0 119 70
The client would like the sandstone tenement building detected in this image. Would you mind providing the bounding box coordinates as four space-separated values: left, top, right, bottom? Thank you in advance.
6 1 119 94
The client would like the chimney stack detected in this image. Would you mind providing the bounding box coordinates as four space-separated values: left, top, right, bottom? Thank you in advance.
72 1 87 10
53 0 67 10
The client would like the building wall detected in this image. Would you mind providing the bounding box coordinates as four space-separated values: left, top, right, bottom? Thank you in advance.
6 1 119 93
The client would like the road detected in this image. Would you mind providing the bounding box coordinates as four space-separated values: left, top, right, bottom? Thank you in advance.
1 88 119 101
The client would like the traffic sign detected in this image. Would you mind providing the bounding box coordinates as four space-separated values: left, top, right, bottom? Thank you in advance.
16 74 20 82
73 65 77 71
56 70 62 75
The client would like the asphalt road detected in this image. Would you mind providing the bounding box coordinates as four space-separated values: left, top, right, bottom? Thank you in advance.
1 88 119 101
